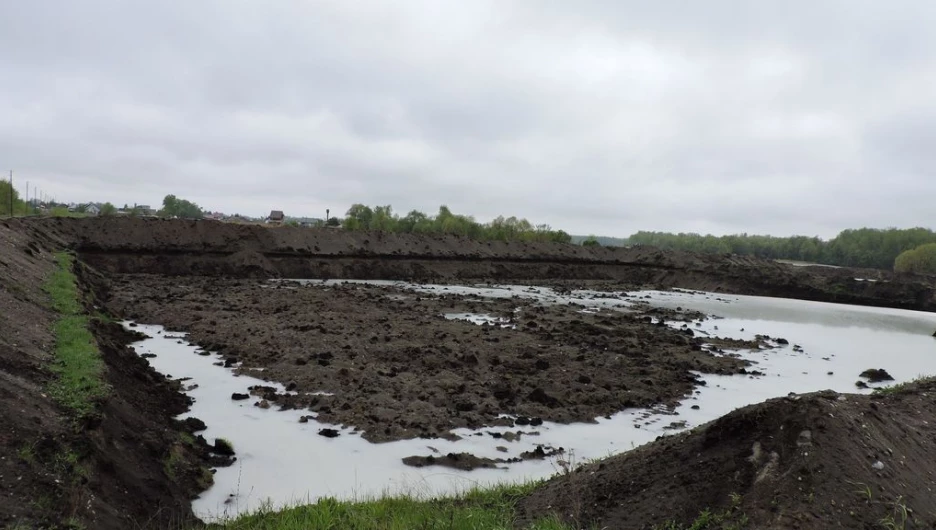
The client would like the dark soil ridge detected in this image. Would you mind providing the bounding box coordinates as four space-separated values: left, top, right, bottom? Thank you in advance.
0 220 222 529
10 216 936 312
516 382 936 529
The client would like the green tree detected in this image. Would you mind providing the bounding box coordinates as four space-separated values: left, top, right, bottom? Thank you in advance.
343 204 374 230
158 194 204 219
894 243 936 274
0 180 29 216
100 203 117 216
582 236 600 247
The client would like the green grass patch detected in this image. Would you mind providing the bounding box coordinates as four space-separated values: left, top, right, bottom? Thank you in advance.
653 493 747 530
202 482 576 530
873 375 935 396
43 253 108 419
164 444 186 481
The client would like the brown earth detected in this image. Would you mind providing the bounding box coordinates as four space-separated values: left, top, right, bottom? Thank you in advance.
4 216 936 528
11 216 936 312
102 274 754 442
516 381 936 529
0 219 224 529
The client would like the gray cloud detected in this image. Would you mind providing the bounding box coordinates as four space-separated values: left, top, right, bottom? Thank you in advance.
2 0 936 237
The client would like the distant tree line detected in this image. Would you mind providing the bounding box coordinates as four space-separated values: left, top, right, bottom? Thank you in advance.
340 204 572 243
0 181 35 216
628 228 936 270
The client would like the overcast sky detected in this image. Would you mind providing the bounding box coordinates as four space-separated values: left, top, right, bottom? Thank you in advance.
2 1 935 238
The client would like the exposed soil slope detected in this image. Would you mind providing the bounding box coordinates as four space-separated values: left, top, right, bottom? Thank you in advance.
0 219 217 529
516 382 936 529
13 216 936 312
103 275 750 442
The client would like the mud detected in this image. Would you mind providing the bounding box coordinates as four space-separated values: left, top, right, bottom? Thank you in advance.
103 275 751 442
402 444 564 471
516 381 936 529
11 216 936 312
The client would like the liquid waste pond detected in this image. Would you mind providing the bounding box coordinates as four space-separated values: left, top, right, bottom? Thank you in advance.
126 284 936 520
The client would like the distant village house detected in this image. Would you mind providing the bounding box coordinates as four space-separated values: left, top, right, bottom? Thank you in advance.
267 210 285 225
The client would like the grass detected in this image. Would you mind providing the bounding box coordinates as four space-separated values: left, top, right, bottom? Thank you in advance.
43 253 108 419
872 375 935 396
200 482 578 530
215 438 235 454
653 493 748 530
164 444 186 481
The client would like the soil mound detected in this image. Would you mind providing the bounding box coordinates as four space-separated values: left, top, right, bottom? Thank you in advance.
516 382 936 529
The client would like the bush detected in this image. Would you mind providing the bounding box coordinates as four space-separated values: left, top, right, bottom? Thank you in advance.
894 243 936 274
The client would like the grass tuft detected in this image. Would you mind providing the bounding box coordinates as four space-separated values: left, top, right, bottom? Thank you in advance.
652 493 747 530
43 253 108 419
198 482 578 530
872 375 935 396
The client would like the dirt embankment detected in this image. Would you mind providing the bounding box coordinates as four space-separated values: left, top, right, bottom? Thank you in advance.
517 381 936 529
104 275 750 442
0 219 218 529
15 216 936 312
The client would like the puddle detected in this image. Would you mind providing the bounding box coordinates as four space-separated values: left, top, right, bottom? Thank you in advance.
443 312 514 328
277 279 636 313
128 284 936 520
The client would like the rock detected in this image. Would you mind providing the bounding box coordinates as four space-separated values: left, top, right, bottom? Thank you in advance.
527 388 561 408
318 428 340 438
776 338 789 345
140 353 157 359
529 417 543 427
286 381 298 392
231 393 250 401
855 381 869 389
223 357 239 367
514 416 531 426
691 405 700 410
298 416 309 424
402 452 499 471
256 400 271 409
859 369 895 383
181 417 207 433
212 439 235 456
796 430 812 447
872 460 885 471
519 445 564 460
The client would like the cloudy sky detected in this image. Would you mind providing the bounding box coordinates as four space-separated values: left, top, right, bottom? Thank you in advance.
2 1 935 238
